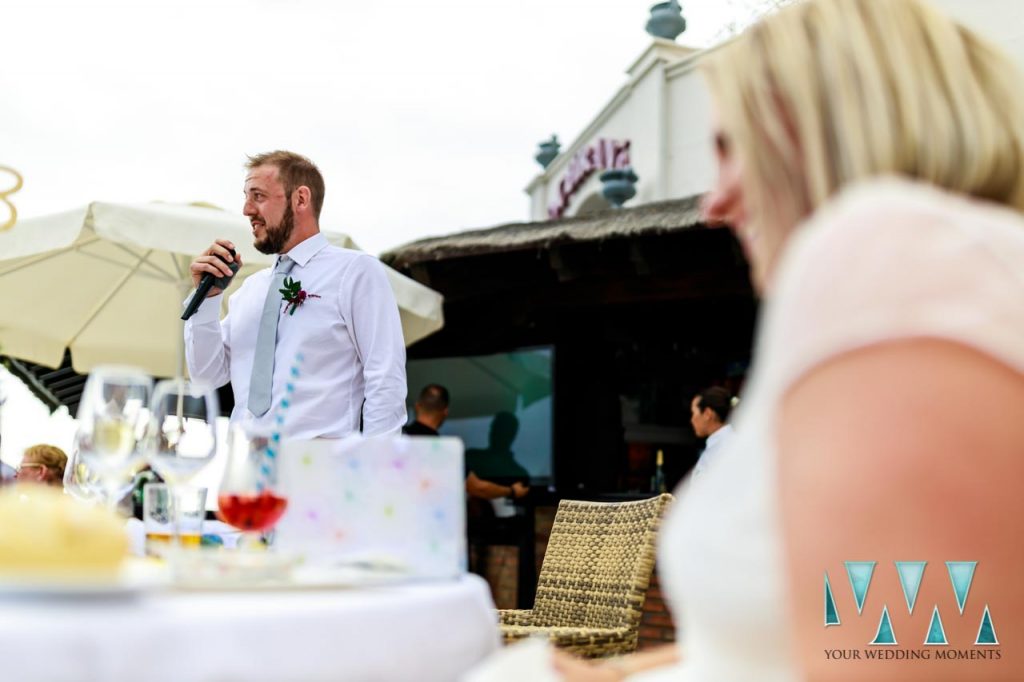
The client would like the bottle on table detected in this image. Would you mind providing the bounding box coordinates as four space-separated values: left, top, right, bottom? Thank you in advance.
651 449 667 494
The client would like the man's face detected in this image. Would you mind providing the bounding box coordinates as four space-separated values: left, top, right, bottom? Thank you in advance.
243 165 295 255
690 397 712 439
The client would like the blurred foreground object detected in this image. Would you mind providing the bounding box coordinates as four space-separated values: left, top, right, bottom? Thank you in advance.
276 436 466 579
0 485 128 578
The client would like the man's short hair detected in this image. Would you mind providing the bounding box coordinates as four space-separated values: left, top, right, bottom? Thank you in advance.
416 384 450 413
696 386 733 423
22 444 68 480
246 150 326 220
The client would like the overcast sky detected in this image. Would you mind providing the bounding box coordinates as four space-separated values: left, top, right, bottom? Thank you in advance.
2 0 745 257
0 0 753 464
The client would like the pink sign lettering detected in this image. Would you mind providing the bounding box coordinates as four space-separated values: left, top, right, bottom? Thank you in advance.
547 139 631 219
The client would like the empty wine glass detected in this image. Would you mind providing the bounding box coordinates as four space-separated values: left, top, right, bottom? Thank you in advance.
146 379 219 484
74 366 152 508
62 445 102 502
217 424 289 547
145 379 219 544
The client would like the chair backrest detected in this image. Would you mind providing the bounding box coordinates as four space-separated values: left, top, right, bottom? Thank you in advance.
531 494 673 629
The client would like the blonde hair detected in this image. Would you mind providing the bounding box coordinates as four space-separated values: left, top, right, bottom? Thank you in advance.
22 444 68 483
703 0 1024 275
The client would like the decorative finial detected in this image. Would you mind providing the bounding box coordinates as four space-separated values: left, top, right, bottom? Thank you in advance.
534 134 561 169
600 167 639 208
645 1 687 41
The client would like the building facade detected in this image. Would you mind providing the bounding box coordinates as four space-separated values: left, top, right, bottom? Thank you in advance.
526 0 1024 223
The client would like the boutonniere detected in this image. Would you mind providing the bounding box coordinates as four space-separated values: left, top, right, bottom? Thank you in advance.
279 276 321 316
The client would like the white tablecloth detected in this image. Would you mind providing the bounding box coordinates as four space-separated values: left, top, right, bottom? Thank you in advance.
0 574 499 682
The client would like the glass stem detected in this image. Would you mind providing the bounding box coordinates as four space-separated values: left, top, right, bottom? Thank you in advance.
172 486 183 550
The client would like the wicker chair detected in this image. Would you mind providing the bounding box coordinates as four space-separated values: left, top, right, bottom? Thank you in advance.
499 493 673 658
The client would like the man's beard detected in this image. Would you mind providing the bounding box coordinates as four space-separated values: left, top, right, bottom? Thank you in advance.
253 202 295 255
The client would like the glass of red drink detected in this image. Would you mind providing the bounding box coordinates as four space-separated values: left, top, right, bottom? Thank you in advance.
216 426 288 544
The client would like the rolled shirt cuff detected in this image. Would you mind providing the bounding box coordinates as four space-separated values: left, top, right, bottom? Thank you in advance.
182 291 224 324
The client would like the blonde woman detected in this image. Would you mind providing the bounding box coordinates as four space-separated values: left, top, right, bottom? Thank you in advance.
15 444 68 488
550 0 1024 679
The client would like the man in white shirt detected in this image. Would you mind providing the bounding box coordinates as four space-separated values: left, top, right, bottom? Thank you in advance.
690 386 736 476
185 151 407 439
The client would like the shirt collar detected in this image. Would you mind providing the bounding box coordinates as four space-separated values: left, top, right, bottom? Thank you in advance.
706 423 733 449
281 232 330 268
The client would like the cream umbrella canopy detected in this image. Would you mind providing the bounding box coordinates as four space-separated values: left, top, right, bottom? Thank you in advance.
0 201 444 377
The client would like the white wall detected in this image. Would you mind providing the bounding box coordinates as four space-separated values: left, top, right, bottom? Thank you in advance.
664 63 716 202
564 69 664 217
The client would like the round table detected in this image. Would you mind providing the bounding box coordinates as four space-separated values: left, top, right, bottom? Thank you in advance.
0 574 499 681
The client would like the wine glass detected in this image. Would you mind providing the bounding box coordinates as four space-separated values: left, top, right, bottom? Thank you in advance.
62 445 102 502
217 424 289 547
74 366 152 508
145 379 219 543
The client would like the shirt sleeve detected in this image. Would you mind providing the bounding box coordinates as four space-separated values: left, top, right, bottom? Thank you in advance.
183 291 231 388
341 255 408 437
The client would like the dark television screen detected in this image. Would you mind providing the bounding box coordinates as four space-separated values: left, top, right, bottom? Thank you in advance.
405 347 554 485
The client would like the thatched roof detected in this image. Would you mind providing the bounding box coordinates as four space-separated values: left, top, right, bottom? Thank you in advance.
382 195 703 269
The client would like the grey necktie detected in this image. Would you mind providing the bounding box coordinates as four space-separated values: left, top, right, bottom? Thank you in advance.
248 255 295 417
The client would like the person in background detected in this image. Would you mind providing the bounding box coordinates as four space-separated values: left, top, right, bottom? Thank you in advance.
689 386 736 476
403 388 529 500
464 412 530 581
15 444 68 487
403 384 450 436
465 412 530 502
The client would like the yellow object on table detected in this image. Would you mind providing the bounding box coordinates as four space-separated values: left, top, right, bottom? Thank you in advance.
0 485 129 579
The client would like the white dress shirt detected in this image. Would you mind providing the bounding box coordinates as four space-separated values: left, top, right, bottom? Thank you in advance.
692 423 735 477
185 233 407 439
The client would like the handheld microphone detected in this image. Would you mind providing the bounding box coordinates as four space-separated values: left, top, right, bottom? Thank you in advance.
181 249 239 321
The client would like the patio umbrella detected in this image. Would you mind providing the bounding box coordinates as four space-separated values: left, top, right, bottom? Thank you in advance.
0 201 444 377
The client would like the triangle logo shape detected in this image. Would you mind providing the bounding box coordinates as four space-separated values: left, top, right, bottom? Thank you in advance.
870 605 898 645
946 561 977 614
824 572 841 626
924 605 948 645
975 605 999 645
845 561 876 615
895 561 927 615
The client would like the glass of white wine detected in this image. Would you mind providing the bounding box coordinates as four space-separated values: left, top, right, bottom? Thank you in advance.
74 366 152 509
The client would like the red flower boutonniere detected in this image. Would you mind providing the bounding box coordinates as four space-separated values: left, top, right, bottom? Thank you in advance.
279 276 321 316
